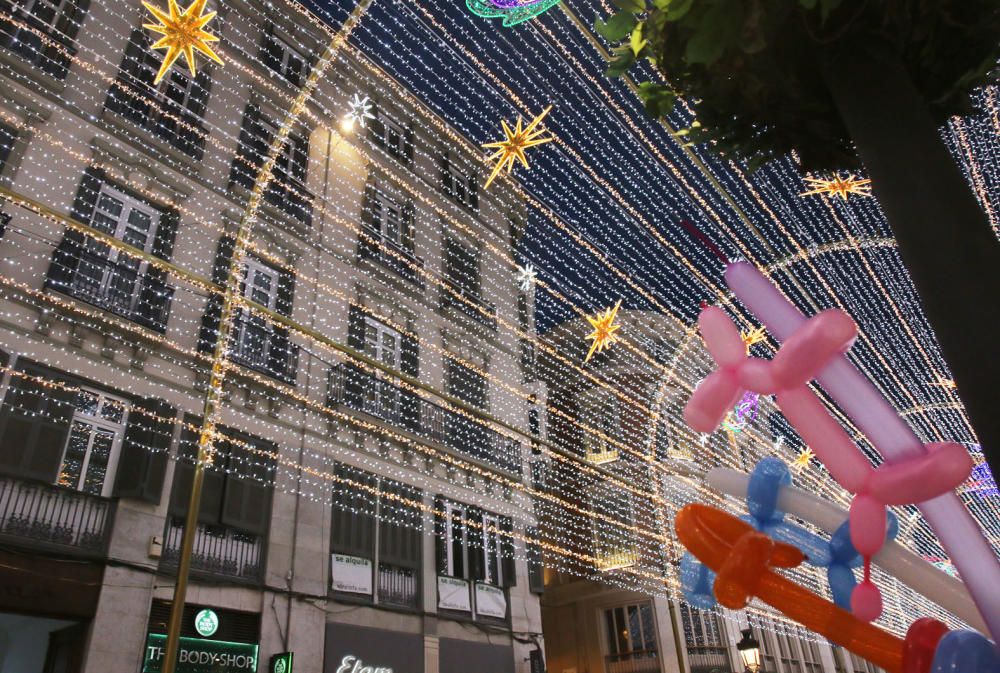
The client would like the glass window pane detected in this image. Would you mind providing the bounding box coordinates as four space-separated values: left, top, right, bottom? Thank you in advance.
605 609 620 658
640 605 656 652
59 420 91 489
82 429 114 495
613 608 628 657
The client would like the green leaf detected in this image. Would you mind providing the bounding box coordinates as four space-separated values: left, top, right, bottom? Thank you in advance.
683 0 742 64
612 0 645 14
604 48 636 77
651 0 671 10
636 81 676 117
629 24 648 56
595 11 638 42
819 0 841 22
798 0 817 8
663 0 692 20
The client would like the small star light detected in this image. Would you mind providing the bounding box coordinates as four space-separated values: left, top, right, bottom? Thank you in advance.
516 263 537 293
142 0 223 85
583 299 622 362
741 325 766 354
792 448 814 470
482 105 554 189
343 94 375 132
930 375 957 391
800 174 872 201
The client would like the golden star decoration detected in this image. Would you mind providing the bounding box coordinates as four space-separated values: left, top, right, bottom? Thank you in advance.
930 375 957 391
143 0 223 85
792 448 814 470
482 105 554 189
584 299 622 362
800 174 872 201
741 325 766 354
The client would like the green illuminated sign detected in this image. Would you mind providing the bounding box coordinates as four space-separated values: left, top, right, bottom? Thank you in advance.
271 651 293 673
143 634 258 673
194 608 219 637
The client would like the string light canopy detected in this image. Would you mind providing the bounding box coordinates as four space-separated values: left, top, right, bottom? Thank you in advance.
142 0 222 84
482 105 554 189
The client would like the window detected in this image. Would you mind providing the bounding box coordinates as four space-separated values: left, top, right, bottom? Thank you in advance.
440 152 478 210
446 358 487 411
678 604 732 673
0 360 175 503
0 0 89 79
435 496 514 589
444 238 480 298
801 639 823 673
230 104 312 226
105 29 211 159
259 26 307 86
362 187 414 251
369 109 413 164
603 603 658 673
0 121 16 176
592 482 636 571
199 237 297 383
774 629 804 673
330 463 422 609
56 388 128 497
582 389 620 463
46 170 177 332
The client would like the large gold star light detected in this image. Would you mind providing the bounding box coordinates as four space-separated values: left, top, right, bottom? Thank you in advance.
792 448 814 470
482 105 553 189
143 0 223 84
584 299 622 362
741 325 766 354
800 174 872 201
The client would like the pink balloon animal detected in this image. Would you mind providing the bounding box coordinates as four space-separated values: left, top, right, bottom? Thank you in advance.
685 305 973 622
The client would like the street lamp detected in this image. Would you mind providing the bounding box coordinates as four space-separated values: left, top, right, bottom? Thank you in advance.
736 628 762 673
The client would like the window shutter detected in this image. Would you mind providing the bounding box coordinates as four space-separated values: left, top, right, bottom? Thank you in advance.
467 507 484 582
440 152 451 196
0 362 76 482
46 168 104 291
361 183 378 231
189 69 212 120
399 332 420 432
526 526 544 594
138 205 179 332
221 436 276 536
467 173 479 211
268 266 296 383
231 104 262 188
500 515 517 587
344 305 368 407
330 463 376 558
403 123 415 165
288 130 309 185
368 101 385 148
114 397 176 503
401 201 415 252
168 417 225 524
198 235 235 353
105 29 151 120
433 495 447 575
378 479 422 570
47 0 89 79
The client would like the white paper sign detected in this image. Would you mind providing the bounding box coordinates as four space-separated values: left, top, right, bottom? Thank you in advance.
331 554 373 595
437 576 472 611
475 582 506 618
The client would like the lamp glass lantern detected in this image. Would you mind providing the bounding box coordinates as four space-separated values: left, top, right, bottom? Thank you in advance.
737 628 762 673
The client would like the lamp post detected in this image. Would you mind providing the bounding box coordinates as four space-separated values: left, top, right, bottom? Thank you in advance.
736 629 762 673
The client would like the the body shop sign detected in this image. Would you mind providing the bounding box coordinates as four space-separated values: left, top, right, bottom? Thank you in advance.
143 634 259 673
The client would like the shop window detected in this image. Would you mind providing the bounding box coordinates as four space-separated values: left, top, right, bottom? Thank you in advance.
679 603 733 673
581 388 620 464
198 236 298 384
369 107 414 165
0 359 174 503
440 151 478 211
104 28 211 159
0 0 89 79
45 169 177 332
329 463 422 609
591 482 637 572
603 603 659 673
259 24 307 86
230 103 312 226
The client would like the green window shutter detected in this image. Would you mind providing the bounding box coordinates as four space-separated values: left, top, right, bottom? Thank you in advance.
114 397 176 503
198 235 235 354
500 515 517 587
330 463 376 558
467 506 485 582
526 526 543 594
220 433 275 536
433 495 447 575
168 416 225 524
0 361 76 483
378 478 422 570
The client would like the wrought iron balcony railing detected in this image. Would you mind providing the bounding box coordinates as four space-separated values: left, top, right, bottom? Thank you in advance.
228 314 298 385
687 646 734 673
604 651 661 673
329 365 522 474
378 562 418 608
0 476 113 557
440 288 497 331
358 225 425 286
161 517 264 583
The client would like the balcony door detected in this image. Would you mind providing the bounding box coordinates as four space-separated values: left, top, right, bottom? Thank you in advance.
363 316 401 418
602 603 659 673
57 388 128 497
72 184 159 317
232 257 279 370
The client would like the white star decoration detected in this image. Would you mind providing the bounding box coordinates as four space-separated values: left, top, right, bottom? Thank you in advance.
345 94 375 130
516 263 537 292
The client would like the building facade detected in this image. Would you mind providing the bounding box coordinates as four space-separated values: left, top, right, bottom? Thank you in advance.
535 311 880 673
0 2 546 672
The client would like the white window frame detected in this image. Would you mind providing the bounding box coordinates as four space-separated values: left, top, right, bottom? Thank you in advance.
601 602 658 662
445 158 472 207
480 511 502 586
378 113 408 161
373 191 404 246
591 482 636 570
57 387 129 497
233 256 279 365
362 316 401 368
442 500 468 578
264 29 307 84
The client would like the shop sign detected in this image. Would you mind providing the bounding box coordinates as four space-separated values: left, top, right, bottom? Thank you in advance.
331 554 373 595
336 654 393 673
143 634 258 673
271 652 294 673
437 576 471 612
474 583 506 618
194 609 219 637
